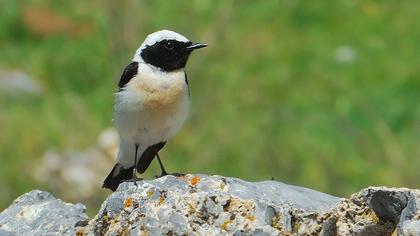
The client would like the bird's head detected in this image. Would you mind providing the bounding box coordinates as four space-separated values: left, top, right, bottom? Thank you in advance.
133 30 207 72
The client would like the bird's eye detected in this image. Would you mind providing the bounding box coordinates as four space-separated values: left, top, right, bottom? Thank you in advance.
164 42 174 50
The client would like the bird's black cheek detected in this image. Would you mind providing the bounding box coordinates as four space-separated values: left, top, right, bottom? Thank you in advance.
141 43 192 71
173 56 187 69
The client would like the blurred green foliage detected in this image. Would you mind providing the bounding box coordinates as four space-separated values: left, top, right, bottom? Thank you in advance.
0 0 419 212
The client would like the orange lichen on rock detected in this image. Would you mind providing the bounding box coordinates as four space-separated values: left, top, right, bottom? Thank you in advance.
157 194 165 206
190 176 200 186
75 228 85 236
124 197 133 208
103 214 110 223
146 190 154 198
176 175 187 180
246 215 256 221
221 220 233 231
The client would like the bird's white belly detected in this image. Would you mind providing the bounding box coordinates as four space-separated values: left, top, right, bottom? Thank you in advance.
113 69 189 147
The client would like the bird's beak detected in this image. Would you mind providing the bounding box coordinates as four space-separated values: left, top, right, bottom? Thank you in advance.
186 42 208 50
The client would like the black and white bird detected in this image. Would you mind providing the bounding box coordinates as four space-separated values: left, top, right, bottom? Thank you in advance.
103 30 207 191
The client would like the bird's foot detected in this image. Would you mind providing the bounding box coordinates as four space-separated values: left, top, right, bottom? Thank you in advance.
120 177 143 189
154 172 185 179
122 170 143 186
132 176 144 182
130 176 143 187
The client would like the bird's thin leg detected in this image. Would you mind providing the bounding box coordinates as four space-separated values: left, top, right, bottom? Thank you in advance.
156 153 184 178
132 144 139 180
156 153 168 176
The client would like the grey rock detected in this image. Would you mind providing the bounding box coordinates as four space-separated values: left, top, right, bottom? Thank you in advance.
398 189 420 236
0 70 43 95
89 174 340 235
2 175 420 235
401 220 420 236
361 188 409 222
320 216 338 236
0 190 89 236
0 228 15 236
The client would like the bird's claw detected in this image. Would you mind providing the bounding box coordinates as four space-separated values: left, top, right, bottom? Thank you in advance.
154 172 185 179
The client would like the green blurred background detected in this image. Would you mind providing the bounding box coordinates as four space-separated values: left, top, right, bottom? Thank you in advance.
1 0 419 213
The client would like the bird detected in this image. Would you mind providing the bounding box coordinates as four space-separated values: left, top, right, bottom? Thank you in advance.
103 30 207 191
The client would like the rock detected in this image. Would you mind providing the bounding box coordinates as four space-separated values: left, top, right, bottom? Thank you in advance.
34 128 118 200
88 175 420 235
401 220 420 236
1 175 420 235
397 188 420 236
361 188 409 222
0 190 88 236
89 175 340 235
0 70 43 95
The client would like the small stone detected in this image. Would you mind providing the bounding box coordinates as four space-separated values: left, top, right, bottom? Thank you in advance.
320 216 337 236
362 188 408 222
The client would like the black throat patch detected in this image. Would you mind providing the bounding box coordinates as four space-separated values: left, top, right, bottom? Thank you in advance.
140 40 193 72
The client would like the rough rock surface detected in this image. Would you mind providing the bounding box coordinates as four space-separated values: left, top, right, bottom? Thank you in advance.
89 175 339 236
1 175 420 235
0 190 89 236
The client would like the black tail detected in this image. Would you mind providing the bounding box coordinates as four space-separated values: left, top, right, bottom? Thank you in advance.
102 164 133 191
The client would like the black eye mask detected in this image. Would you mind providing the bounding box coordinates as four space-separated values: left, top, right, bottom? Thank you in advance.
140 40 193 71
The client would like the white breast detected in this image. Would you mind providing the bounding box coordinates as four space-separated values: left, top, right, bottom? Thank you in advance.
113 63 190 149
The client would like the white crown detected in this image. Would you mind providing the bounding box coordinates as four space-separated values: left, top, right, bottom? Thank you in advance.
133 30 190 62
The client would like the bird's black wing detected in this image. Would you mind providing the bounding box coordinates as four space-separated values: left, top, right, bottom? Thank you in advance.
137 142 166 173
118 61 139 91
